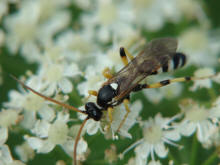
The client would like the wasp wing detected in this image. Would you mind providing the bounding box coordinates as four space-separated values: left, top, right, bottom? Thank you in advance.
105 38 178 101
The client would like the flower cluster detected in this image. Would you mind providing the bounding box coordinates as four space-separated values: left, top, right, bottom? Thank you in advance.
1 0 220 165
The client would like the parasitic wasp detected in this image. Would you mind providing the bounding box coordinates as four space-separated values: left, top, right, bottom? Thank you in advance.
11 37 218 165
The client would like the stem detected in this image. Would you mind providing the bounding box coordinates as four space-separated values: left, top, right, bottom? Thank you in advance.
190 134 198 165
201 150 218 165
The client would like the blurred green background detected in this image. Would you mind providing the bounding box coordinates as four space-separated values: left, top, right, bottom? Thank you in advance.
0 0 220 165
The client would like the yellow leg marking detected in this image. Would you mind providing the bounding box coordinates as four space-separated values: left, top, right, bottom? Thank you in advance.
121 56 128 66
106 107 114 131
146 82 163 88
146 77 191 89
84 90 98 102
102 67 113 79
170 77 190 83
88 90 98 96
124 48 134 60
120 47 133 66
143 74 220 89
117 99 130 133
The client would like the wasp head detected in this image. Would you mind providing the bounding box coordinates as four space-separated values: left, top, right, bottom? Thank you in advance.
85 102 103 121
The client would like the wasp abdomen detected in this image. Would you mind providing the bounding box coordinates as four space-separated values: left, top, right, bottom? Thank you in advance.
172 53 186 69
152 52 186 75
164 52 186 72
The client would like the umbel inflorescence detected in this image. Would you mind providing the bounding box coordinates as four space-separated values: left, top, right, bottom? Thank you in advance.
1 0 220 165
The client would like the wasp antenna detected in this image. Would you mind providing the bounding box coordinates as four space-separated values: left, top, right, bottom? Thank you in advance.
10 74 86 114
73 117 89 165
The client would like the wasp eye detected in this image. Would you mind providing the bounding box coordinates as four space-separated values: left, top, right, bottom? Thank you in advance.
85 102 102 121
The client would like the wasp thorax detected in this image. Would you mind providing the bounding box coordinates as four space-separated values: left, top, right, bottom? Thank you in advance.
85 102 103 121
97 84 117 108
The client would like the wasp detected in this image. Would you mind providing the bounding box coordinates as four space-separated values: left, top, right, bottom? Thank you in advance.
11 38 216 165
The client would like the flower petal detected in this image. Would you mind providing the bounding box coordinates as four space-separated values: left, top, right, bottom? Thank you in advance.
86 120 99 135
0 127 8 145
197 120 216 142
31 120 50 138
38 106 56 122
63 63 81 77
164 130 181 141
0 144 13 163
25 136 43 151
58 78 73 93
180 121 196 136
154 142 168 158
135 143 150 159
25 136 55 153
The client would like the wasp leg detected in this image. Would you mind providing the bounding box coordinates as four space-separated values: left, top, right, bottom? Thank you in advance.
146 77 193 88
132 84 148 92
132 77 191 91
116 99 130 133
123 47 134 61
84 90 98 102
102 67 113 79
132 74 218 91
88 90 98 96
120 47 134 66
106 107 114 131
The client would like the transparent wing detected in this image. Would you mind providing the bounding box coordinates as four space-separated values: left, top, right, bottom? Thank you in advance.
106 38 178 101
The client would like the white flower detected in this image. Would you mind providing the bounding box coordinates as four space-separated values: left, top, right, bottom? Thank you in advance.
177 0 206 20
179 28 219 66
121 114 181 164
143 88 164 104
4 1 41 54
131 0 182 31
73 0 93 10
77 65 106 96
25 112 88 158
125 157 136 165
0 109 19 128
0 127 8 146
36 0 69 23
0 109 19 146
0 145 13 165
4 76 56 128
0 145 26 165
39 62 81 94
78 100 142 140
104 144 117 163
179 100 220 142
144 75 183 103
160 82 183 99
148 160 162 165
202 126 220 149
84 119 100 136
190 68 215 91
81 0 134 43
132 0 208 31
55 30 95 56
0 0 8 22
15 142 35 162
111 100 142 138
4 0 70 62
